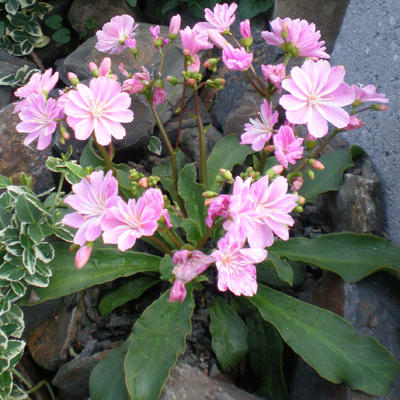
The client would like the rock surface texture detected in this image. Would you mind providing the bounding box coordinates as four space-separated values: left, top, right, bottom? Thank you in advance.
331 0 400 246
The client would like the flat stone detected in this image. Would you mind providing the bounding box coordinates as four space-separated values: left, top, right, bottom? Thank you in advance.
331 0 400 245
27 307 81 370
161 361 262 400
0 104 54 193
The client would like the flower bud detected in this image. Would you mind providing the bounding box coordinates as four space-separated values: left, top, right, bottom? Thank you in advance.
215 175 225 185
75 245 92 270
186 78 196 86
239 19 252 39
98 57 112 76
153 37 164 48
202 191 218 198
272 165 284 175
297 195 306 205
307 169 315 180
169 14 181 38
138 177 149 188
167 75 179 85
219 168 233 182
372 104 388 111
281 21 289 38
291 177 304 192
119 63 130 77
344 115 364 131
67 72 79 86
264 145 274 153
295 205 304 213
309 159 325 170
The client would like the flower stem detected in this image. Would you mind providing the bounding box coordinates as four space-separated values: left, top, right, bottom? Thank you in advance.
13 368 55 400
258 150 268 173
147 235 173 256
175 57 188 150
96 143 114 172
162 227 184 248
193 88 208 189
245 70 267 98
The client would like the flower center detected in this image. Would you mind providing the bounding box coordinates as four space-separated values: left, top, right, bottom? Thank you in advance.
91 100 107 118
308 94 319 105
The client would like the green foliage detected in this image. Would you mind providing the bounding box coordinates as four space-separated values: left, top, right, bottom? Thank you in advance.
0 0 52 56
0 64 40 87
238 0 274 19
250 284 400 396
209 298 248 371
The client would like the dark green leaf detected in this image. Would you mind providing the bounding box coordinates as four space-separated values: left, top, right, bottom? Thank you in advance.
178 164 206 235
148 136 162 156
180 218 202 245
209 298 248 371
271 233 400 283
125 0 137 7
89 343 130 400
299 149 354 202
207 134 253 193
35 2 53 19
18 0 36 8
250 284 400 396
267 252 294 286
44 14 62 29
0 210 11 230
5 0 19 15
124 287 195 400
246 315 288 400
20 242 161 305
51 27 70 44
80 138 105 169
15 196 42 224
98 276 158 316
161 0 179 14
239 0 273 19
159 254 173 280
22 248 36 274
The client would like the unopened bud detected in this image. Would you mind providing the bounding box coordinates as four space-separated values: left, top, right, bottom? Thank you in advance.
75 244 93 270
215 175 225 185
372 104 388 111
154 78 164 88
272 165 284 175
138 177 149 188
186 78 196 86
264 145 274 153
67 72 79 86
88 62 98 77
214 78 225 87
167 75 178 85
204 198 213 207
240 37 253 48
297 195 306 205
307 169 315 180
281 21 289 38
219 168 233 181
291 177 304 191
295 205 304 213
202 191 218 198
309 159 324 170
153 38 164 48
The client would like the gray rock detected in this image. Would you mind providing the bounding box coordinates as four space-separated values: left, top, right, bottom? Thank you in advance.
272 0 350 52
0 104 54 193
331 0 400 245
161 361 262 400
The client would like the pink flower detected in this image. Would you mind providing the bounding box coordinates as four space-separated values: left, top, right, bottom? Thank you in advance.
95 15 138 54
169 250 215 302
89 58 112 77
344 115 364 131
101 197 159 251
280 59 355 138
152 86 168 106
211 231 267 297
64 76 134 146
195 2 237 33
273 125 304 168
240 19 251 38
222 44 253 71
169 14 181 37
14 69 59 113
208 30 228 49
188 54 201 72
75 245 92 269
122 66 151 94
262 17 329 59
142 188 171 227
62 170 119 246
119 63 130 77
241 99 278 151
262 63 286 91
206 194 230 227
180 26 213 56
291 177 304 191
150 25 169 48
352 84 389 104
16 94 62 150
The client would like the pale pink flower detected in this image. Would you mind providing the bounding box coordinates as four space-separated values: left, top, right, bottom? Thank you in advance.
150 25 169 48
273 125 304 168
351 84 389 104
241 99 278 151
344 115 365 130
62 170 119 246
195 2 237 33
122 66 151 94
169 250 215 302
180 26 213 56
16 94 62 150
64 76 133 146
95 15 138 54
152 86 168 106
101 197 159 251
208 30 228 49
222 44 253 71
169 14 181 37
280 60 354 138
75 245 92 269
142 188 171 228
119 63 130 77
206 194 230 227
262 63 286 91
124 38 136 50
211 231 267 297
240 19 251 38
262 17 329 59
14 68 59 113
291 177 304 191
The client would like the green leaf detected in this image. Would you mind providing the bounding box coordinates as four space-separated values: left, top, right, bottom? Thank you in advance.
5 0 19 15
267 252 294 286
18 0 36 8
148 136 162 156
0 370 12 399
239 0 273 19
98 276 158 316
34 242 54 263
271 233 400 283
159 254 173 280
32 34 50 48
124 287 195 400
250 284 400 396
44 14 62 29
0 175 11 189
46 157 87 184
178 164 206 235
35 2 53 19
125 0 137 7
20 242 161 305
207 134 253 193
180 218 202 245
0 22 5 38
22 248 36 274
51 27 70 44
80 138 105 169
89 344 130 400
299 149 354 202
14 196 42 224
246 315 288 400
209 298 248 371
10 281 26 298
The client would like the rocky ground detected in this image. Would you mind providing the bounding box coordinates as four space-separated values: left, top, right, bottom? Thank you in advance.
0 0 399 399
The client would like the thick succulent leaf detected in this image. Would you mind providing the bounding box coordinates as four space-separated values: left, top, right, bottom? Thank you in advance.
207 134 253 193
124 287 194 400
98 276 158 316
270 233 400 282
299 149 354 202
20 242 161 305
250 284 400 396
209 298 248 371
